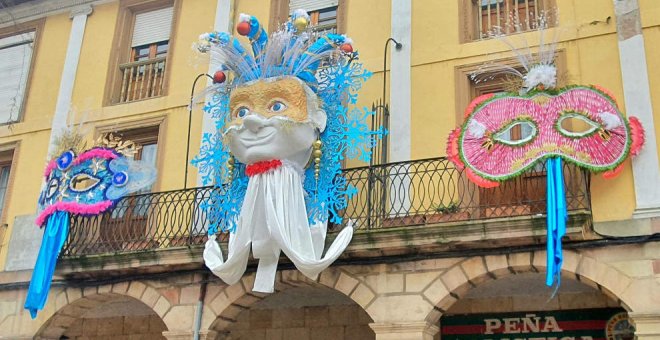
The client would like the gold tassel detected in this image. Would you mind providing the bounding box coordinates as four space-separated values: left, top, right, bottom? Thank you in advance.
227 155 235 183
312 138 322 181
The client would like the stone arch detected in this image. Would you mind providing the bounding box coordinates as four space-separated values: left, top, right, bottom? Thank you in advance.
423 250 636 325
35 280 172 339
203 267 377 335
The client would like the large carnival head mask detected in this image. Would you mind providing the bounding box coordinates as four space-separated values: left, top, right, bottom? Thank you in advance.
224 77 326 167
193 10 383 234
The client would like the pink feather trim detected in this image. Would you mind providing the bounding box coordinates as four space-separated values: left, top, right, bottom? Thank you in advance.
446 128 464 170
43 148 117 178
629 116 645 157
73 148 118 166
36 201 114 226
464 93 495 118
44 160 57 177
466 168 500 188
591 85 619 107
602 163 625 180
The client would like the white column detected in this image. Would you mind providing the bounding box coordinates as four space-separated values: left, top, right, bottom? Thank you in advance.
46 5 93 158
389 0 411 163
388 0 412 217
613 0 660 218
196 0 233 187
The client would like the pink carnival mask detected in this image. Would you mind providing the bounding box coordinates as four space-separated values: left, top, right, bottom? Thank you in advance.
447 86 645 186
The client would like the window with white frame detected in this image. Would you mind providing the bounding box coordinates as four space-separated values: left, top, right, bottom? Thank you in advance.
0 31 34 124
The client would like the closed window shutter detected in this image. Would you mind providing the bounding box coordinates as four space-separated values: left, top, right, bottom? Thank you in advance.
131 6 174 47
0 32 34 124
289 0 338 14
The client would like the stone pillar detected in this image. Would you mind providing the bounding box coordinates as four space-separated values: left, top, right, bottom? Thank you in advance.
612 0 660 218
199 330 219 340
629 313 660 339
162 330 194 340
46 5 93 158
162 330 219 339
370 321 440 340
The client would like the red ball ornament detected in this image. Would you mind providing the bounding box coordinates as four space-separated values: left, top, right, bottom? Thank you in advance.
213 70 226 84
237 22 251 36
339 43 353 53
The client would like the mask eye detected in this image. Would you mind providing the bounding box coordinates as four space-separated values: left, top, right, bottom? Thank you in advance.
269 101 287 113
56 150 75 170
493 120 538 146
46 177 59 199
235 106 250 118
69 173 101 192
556 112 600 138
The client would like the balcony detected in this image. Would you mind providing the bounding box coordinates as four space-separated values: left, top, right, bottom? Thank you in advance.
115 57 167 103
61 157 591 262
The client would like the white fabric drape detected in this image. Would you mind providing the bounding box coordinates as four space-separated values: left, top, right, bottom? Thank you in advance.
204 163 353 293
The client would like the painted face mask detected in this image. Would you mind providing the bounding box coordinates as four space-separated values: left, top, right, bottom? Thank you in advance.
26 146 156 319
224 76 326 168
36 147 156 226
446 14 645 291
448 86 645 184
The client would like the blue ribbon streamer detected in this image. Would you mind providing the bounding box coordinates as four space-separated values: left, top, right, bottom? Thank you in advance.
545 157 567 288
24 211 69 319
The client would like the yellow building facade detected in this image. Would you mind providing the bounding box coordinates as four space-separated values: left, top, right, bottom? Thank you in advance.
0 0 658 339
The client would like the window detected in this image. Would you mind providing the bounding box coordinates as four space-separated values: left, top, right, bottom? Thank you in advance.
471 76 547 216
110 3 175 104
0 150 13 220
99 125 160 251
269 0 345 33
309 6 337 34
461 0 553 41
110 125 159 218
0 31 34 124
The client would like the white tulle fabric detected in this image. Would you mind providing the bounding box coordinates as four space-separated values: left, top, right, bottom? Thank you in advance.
203 163 353 293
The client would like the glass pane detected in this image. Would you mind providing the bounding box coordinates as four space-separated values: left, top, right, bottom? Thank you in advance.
318 9 337 20
134 143 157 216
0 166 11 217
156 42 169 55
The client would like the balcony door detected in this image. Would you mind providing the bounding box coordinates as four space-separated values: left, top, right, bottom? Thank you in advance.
471 82 546 218
100 126 159 251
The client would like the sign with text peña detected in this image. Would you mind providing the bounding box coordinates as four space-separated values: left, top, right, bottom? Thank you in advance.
441 308 634 340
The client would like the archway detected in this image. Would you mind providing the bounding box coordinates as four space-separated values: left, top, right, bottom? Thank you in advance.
36 292 168 339
206 270 375 339
423 252 637 340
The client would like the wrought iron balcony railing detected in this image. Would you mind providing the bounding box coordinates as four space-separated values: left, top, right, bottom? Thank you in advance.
61 157 591 257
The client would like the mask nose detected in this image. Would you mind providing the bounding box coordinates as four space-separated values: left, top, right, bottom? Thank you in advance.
242 114 265 133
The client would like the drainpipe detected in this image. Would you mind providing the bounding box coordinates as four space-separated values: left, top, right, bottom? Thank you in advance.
193 273 209 340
